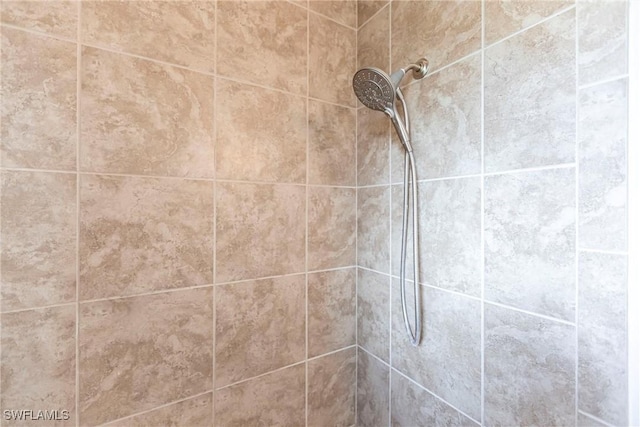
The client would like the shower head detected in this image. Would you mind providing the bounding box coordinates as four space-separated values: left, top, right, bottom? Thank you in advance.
352 67 397 114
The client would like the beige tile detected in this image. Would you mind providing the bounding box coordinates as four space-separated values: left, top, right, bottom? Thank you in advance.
215 275 306 387
81 0 215 71
485 0 573 45
215 182 305 282
80 47 214 178
1 305 76 426
0 28 76 170
309 13 356 107
79 288 213 425
357 186 390 273
308 348 356 427
217 0 306 94
310 0 357 28
578 0 627 86
1 171 76 311
0 0 77 39
357 348 389 427
357 4 389 71
357 107 389 186
215 364 305 426
107 393 212 427
357 0 388 27
484 304 576 426
484 10 576 172
79 174 213 300
308 100 356 186
358 268 389 362
391 0 481 73
308 187 356 271
308 268 356 357
216 79 306 183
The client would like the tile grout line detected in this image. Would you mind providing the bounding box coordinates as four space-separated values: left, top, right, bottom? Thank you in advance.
387 3 393 424
354 6 360 424
357 0 389 31
305 6 310 426
575 3 581 424
577 410 617 427
480 0 486 423
75 0 81 424
578 73 629 90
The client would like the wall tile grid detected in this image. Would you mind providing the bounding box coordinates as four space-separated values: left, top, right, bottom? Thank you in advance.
0 0 358 426
355 0 629 426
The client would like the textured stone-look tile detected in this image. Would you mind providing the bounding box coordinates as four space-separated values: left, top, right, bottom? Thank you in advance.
357 348 389 427
484 304 576 426
485 168 576 321
1 171 76 311
215 275 305 386
392 283 482 421
81 1 215 71
216 79 306 183
357 268 389 362
390 371 479 427
80 47 214 178
358 0 387 27
217 1 306 94
357 186 390 273
215 364 305 426
308 269 356 357
392 178 481 296
310 0 357 28
79 175 213 300
484 10 575 172
310 13 356 107
403 54 481 180
0 28 76 170
578 0 627 86
309 100 356 186
485 0 573 45
578 412 608 427
579 79 627 251
578 252 628 425
0 0 77 38
79 288 213 425
216 182 305 282
108 393 212 427
308 348 356 427
391 0 481 72
1 306 76 426
357 4 389 71
308 187 356 271
357 107 389 186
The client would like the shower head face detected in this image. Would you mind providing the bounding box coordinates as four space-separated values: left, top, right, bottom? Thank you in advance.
353 68 397 113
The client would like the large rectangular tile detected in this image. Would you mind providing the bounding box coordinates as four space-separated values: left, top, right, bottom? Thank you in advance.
484 304 576 426
578 252 628 425
1 0 77 39
1 28 76 170
80 47 214 178
391 0 481 72
215 79 306 183
308 348 356 427
485 168 576 321
217 0 307 94
308 268 356 357
357 107 389 187
81 0 215 71
215 182 305 282
357 268 390 362
578 79 627 251
308 187 356 271
357 186 390 273
107 393 212 427
1 305 76 426
309 100 356 186
391 283 482 421
484 10 575 172
79 288 213 425
79 174 213 300
309 13 356 107
215 364 305 426
215 275 305 387
357 349 389 427
357 4 389 71
1 171 76 311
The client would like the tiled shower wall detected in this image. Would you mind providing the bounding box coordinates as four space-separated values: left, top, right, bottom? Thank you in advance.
356 0 629 426
0 1 358 425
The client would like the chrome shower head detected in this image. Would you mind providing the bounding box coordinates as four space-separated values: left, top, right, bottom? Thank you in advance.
352 67 397 114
